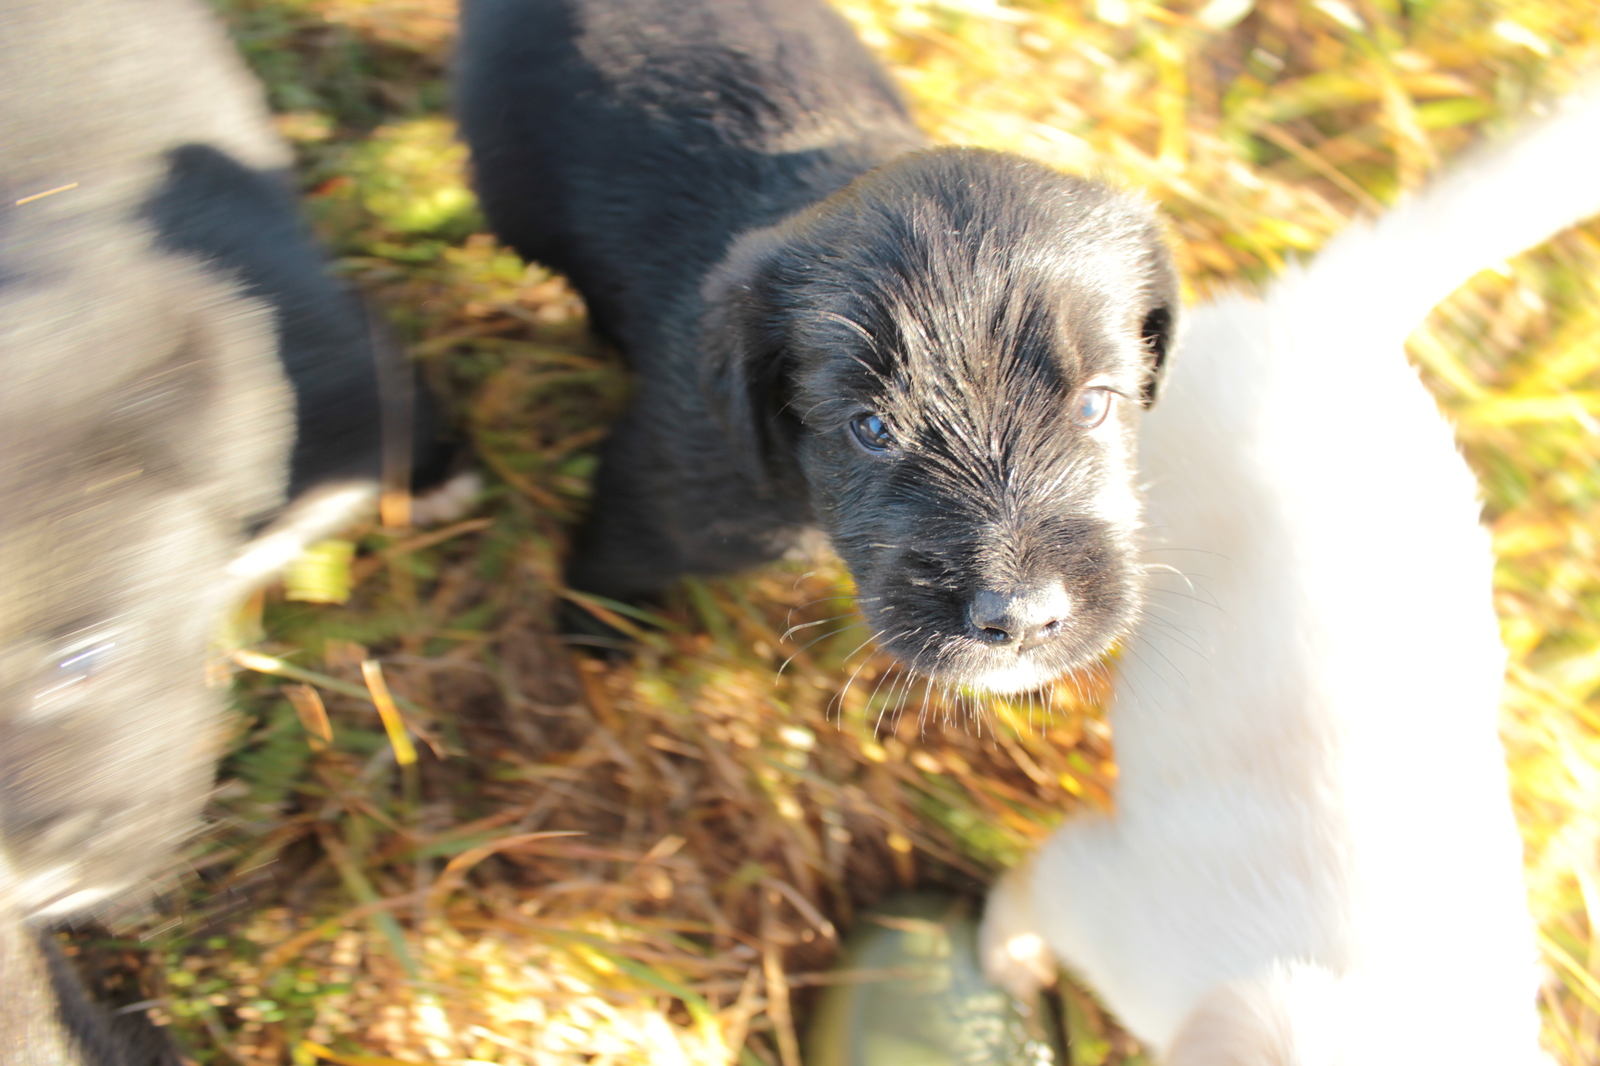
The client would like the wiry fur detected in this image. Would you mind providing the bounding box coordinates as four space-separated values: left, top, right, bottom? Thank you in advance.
980 86 1600 1063
456 0 1179 692
1 1 450 1060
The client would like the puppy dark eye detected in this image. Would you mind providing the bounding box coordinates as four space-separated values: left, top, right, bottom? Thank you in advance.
849 412 896 453
33 638 118 711
1072 388 1114 429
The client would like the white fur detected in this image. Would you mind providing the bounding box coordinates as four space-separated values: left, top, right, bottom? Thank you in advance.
982 85 1600 1063
221 481 380 596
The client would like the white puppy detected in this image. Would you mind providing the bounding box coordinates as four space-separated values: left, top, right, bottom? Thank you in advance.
981 86 1600 1064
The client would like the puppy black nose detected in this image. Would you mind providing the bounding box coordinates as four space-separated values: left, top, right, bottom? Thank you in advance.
967 584 1072 648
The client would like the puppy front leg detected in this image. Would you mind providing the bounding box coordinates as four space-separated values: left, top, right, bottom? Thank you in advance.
979 855 1060 1000
566 410 690 601
0 913 80 1064
567 398 806 602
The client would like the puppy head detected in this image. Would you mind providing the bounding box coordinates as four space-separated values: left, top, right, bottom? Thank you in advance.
0 238 293 918
702 147 1178 693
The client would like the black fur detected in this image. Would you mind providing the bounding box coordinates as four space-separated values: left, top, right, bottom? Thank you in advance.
0 913 178 1066
456 0 1178 692
143 142 453 497
0 1 449 1059
39 932 182 1066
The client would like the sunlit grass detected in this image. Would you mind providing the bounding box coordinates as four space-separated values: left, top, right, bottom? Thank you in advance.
91 1 1600 1062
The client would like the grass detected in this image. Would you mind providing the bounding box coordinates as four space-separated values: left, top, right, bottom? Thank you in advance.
69 1 1600 1063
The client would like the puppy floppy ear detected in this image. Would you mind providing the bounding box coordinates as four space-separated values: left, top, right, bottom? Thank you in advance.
1133 228 1181 407
699 225 798 496
1139 303 1177 406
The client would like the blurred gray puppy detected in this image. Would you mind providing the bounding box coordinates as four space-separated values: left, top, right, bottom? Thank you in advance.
980 89 1600 1065
0 0 453 1059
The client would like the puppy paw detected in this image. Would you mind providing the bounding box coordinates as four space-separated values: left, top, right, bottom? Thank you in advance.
984 930 1057 1002
979 858 1058 1000
408 470 483 527
558 596 641 659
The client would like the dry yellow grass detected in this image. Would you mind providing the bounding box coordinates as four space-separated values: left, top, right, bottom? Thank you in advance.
62 2 1600 1064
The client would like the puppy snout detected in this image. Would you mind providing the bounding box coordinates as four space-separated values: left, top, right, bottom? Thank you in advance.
967 583 1072 648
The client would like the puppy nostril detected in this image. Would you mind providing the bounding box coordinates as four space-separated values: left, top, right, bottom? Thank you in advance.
968 584 1071 647
968 590 1019 644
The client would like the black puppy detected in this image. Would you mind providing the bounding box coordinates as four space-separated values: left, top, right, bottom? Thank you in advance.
1 0 450 1059
457 0 1178 693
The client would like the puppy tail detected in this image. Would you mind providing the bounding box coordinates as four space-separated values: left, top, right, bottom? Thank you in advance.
1289 80 1600 345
